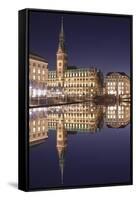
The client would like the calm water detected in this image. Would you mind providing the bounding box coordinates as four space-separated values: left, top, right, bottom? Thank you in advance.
29 102 131 189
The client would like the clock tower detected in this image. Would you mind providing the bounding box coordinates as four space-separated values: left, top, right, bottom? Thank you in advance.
56 17 68 86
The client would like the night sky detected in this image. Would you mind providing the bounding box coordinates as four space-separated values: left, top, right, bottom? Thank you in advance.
29 11 131 75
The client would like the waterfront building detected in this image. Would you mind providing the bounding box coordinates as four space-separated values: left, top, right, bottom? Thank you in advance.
29 54 48 103
29 18 130 102
105 72 130 98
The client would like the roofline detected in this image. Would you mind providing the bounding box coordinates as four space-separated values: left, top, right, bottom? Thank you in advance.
29 53 48 63
106 72 129 78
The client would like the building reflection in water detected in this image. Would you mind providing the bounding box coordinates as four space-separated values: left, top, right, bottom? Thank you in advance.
29 108 48 145
56 117 67 184
105 102 130 128
29 102 130 183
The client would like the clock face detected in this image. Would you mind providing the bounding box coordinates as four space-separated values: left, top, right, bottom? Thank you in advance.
59 62 62 67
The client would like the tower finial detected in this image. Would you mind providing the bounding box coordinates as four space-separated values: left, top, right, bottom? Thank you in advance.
58 16 65 52
60 16 64 38
61 16 64 35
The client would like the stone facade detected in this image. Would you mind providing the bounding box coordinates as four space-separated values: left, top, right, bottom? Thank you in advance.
105 72 130 98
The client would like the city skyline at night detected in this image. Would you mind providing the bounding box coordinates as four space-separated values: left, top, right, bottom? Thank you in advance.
29 14 130 105
29 11 131 75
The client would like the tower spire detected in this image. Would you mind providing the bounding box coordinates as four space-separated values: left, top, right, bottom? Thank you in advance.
58 16 66 52
60 16 64 37
56 16 68 81
58 150 64 184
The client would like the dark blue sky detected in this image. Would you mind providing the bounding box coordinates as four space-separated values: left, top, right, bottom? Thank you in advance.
29 11 131 75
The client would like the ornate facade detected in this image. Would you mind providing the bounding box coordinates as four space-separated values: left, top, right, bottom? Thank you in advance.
47 17 104 98
29 54 48 100
29 19 130 101
105 72 130 98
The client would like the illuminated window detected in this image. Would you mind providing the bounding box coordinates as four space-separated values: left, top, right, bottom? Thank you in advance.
33 128 36 133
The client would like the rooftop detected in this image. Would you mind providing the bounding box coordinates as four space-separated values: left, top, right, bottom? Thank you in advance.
48 67 99 73
106 72 129 77
29 53 48 63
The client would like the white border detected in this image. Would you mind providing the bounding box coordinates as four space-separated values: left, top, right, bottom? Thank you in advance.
0 0 135 199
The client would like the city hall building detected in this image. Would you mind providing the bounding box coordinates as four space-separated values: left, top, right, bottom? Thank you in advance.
29 18 130 101
29 18 104 100
48 18 104 98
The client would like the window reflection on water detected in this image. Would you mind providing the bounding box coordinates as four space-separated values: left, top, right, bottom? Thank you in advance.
29 101 130 184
